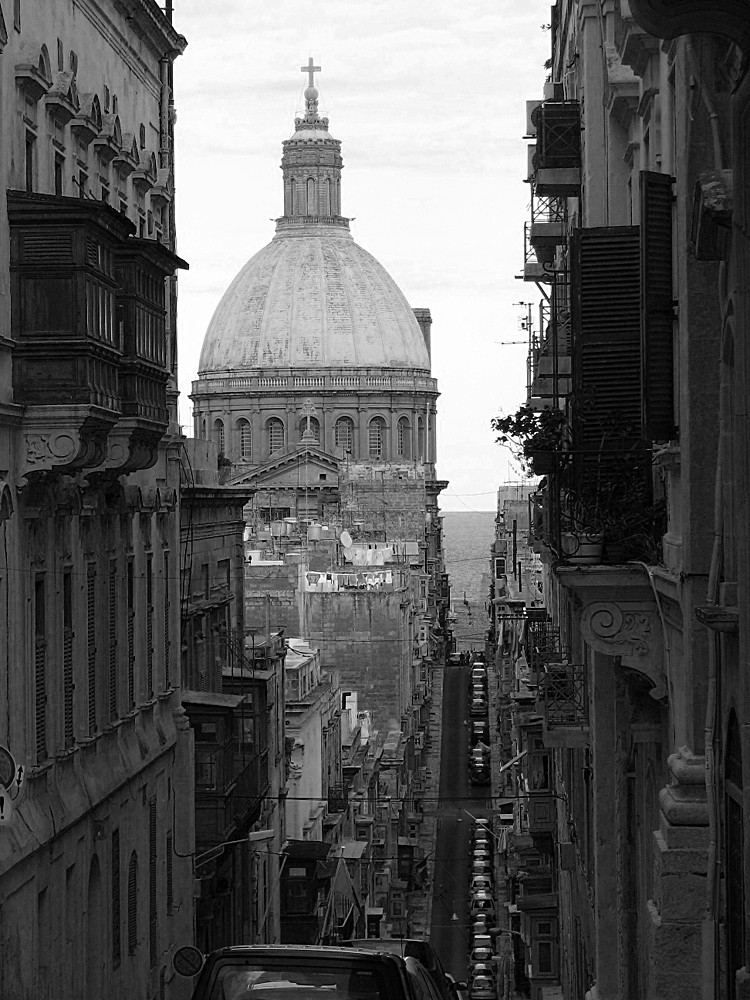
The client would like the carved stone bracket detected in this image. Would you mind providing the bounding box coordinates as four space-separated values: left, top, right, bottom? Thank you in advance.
628 0 750 53
19 405 116 486
581 600 666 696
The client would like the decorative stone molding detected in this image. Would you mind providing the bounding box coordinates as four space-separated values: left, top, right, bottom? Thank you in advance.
19 406 116 485
581 600 666 695
628 0 750 52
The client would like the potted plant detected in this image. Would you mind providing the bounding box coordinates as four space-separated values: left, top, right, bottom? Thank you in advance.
491 404 565 476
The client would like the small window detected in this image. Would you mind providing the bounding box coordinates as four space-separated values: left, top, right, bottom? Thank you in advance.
195 749 217 789
335 416 354 454
369 417 385 459
24 132 35 193
213 418 225 454
57 38 64 71
103 85 110 113
69 50 78 75
54 155 64 196
267 418 284 456
397 417 411 458
139 124 146 149
238 418 252 461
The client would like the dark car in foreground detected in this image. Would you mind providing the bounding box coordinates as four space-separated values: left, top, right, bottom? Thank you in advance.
176 944 428 1000
345 938 464 1000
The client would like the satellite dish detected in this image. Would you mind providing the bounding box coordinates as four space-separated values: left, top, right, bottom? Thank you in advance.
340 530 352 548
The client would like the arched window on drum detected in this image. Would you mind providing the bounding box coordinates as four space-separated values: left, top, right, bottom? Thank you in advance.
213 418 225 455
369 417 386 460
335 416 354 455
267 418 285 457
237 419 252 461
397 417 411 458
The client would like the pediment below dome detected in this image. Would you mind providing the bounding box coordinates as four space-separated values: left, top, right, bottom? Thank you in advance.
232 447 339 490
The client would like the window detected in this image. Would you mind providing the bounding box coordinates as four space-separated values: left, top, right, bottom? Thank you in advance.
335 416 354 454
78 168 88 199
368 417 385 459
323 178 331 215
238 418 252 460
63 570 74 747
285 880 309 914
112 829 121 968
139 124 146 149
148 798 157 967
57 38 64 71
213 418 225 454
397 417 411 458
165 832 173 915
195 749 217 789
34 575 46 762
127 853 138 954
298 415 320 442
163 552 171 689
14 0 21 31
25 132 35 193
306 177 315 215
87 565 97 735
417 416 425 459
108 559 118 721
267 418 284 456
127 560 135 709
54 154 64 196
146 556 153 698
218 558 231 590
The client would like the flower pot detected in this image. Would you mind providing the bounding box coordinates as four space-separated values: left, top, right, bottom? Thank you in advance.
561 531 603 565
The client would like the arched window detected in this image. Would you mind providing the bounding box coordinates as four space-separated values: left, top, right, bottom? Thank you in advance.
237 419 252 461
213 419 225 455
139 123 146 149
267 418 285 456
287 179 295 216
369 417 386 459
335 416 354 454
127 852 138 954
323 178 331 216
417 416 425 459
298 416 320 443
306 178 315 215
201 418 206 439
397 417 411 458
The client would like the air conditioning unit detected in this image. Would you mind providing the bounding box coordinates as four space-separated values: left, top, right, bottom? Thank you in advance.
526 100 543 137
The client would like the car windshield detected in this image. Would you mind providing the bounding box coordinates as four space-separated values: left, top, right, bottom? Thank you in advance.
210 963 388 1000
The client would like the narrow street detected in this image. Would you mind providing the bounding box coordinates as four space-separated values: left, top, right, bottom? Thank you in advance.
429 663 493 984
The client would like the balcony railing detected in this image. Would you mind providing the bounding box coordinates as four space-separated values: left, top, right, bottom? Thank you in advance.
533 101 581 197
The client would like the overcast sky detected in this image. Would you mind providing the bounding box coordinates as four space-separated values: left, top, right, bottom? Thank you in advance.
172 0 551 511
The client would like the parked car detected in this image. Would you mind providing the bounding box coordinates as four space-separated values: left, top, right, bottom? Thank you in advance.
469 720 490 745
448 652 462 667
469 697 488 718
471 665 488 682
469 973 496 1000
468 946 494 968
470 876 493 894
345 938 456 1000
470 896 496 919
175 944 424 1000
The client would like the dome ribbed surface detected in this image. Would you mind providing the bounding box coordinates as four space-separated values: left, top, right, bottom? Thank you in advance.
198 227 430 373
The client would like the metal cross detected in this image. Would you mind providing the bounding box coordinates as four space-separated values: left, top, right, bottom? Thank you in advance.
301 57 321 89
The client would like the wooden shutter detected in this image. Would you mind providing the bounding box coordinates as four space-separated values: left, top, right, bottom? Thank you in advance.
146 556 153 699
63 571 74 747
127 853 137 954
34 576 47 762
127 560 135 709
163 552 170 690
571 227 642 457
108 559 117 721
87 565 97 735
166 831 173 915
112 829 121 968
149 797 157 967
640 170 675 441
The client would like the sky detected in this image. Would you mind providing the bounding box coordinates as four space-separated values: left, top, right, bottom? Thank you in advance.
171 0 551 511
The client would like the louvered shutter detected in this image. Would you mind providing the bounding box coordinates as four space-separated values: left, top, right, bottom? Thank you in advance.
640 170 675 441
63 572 74 747
127 560 135 709
108 559 118 721
166 832 173 915
571 227 642 456
149 798 157 967
146 557 154 699
112 829 121 968
34 577 47 762
87 565 97 734
127 853 137 954
163 552 170 690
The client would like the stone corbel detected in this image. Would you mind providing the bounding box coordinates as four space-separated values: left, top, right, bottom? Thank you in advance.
580 600 666 697
19 406 116 486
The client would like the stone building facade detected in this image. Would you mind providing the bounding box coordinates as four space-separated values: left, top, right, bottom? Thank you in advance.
501 3 750 999
0 3 194 998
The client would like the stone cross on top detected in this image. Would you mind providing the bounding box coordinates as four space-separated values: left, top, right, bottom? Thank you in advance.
301 57 320 89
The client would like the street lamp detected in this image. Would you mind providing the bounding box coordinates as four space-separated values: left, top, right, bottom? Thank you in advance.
194 829 275 869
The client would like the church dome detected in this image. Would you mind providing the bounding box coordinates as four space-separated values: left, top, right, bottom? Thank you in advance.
198 225 431 373
198 60 431 377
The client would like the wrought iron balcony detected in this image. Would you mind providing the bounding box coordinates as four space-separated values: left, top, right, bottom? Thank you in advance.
540 661 589 748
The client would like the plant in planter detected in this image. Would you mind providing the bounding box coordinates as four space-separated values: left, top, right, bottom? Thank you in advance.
491 404 565 476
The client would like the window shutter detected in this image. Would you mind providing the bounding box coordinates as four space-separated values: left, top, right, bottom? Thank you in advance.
166 832 173 915
640 170 675 441
108 559 118 721
146 557 153 699
112 829 121 968
571 226 642 454
149 798 157 967
127 560 135 709
87 565 97 735
63 572 74 747
127 852 137 954
34 576 47 762
163 552 170 690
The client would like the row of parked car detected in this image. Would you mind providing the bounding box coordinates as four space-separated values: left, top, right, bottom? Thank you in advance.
468 660 490 785
468 817 498 1000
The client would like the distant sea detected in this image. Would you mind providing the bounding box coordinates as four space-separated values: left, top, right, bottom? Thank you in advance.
441 511 496 652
